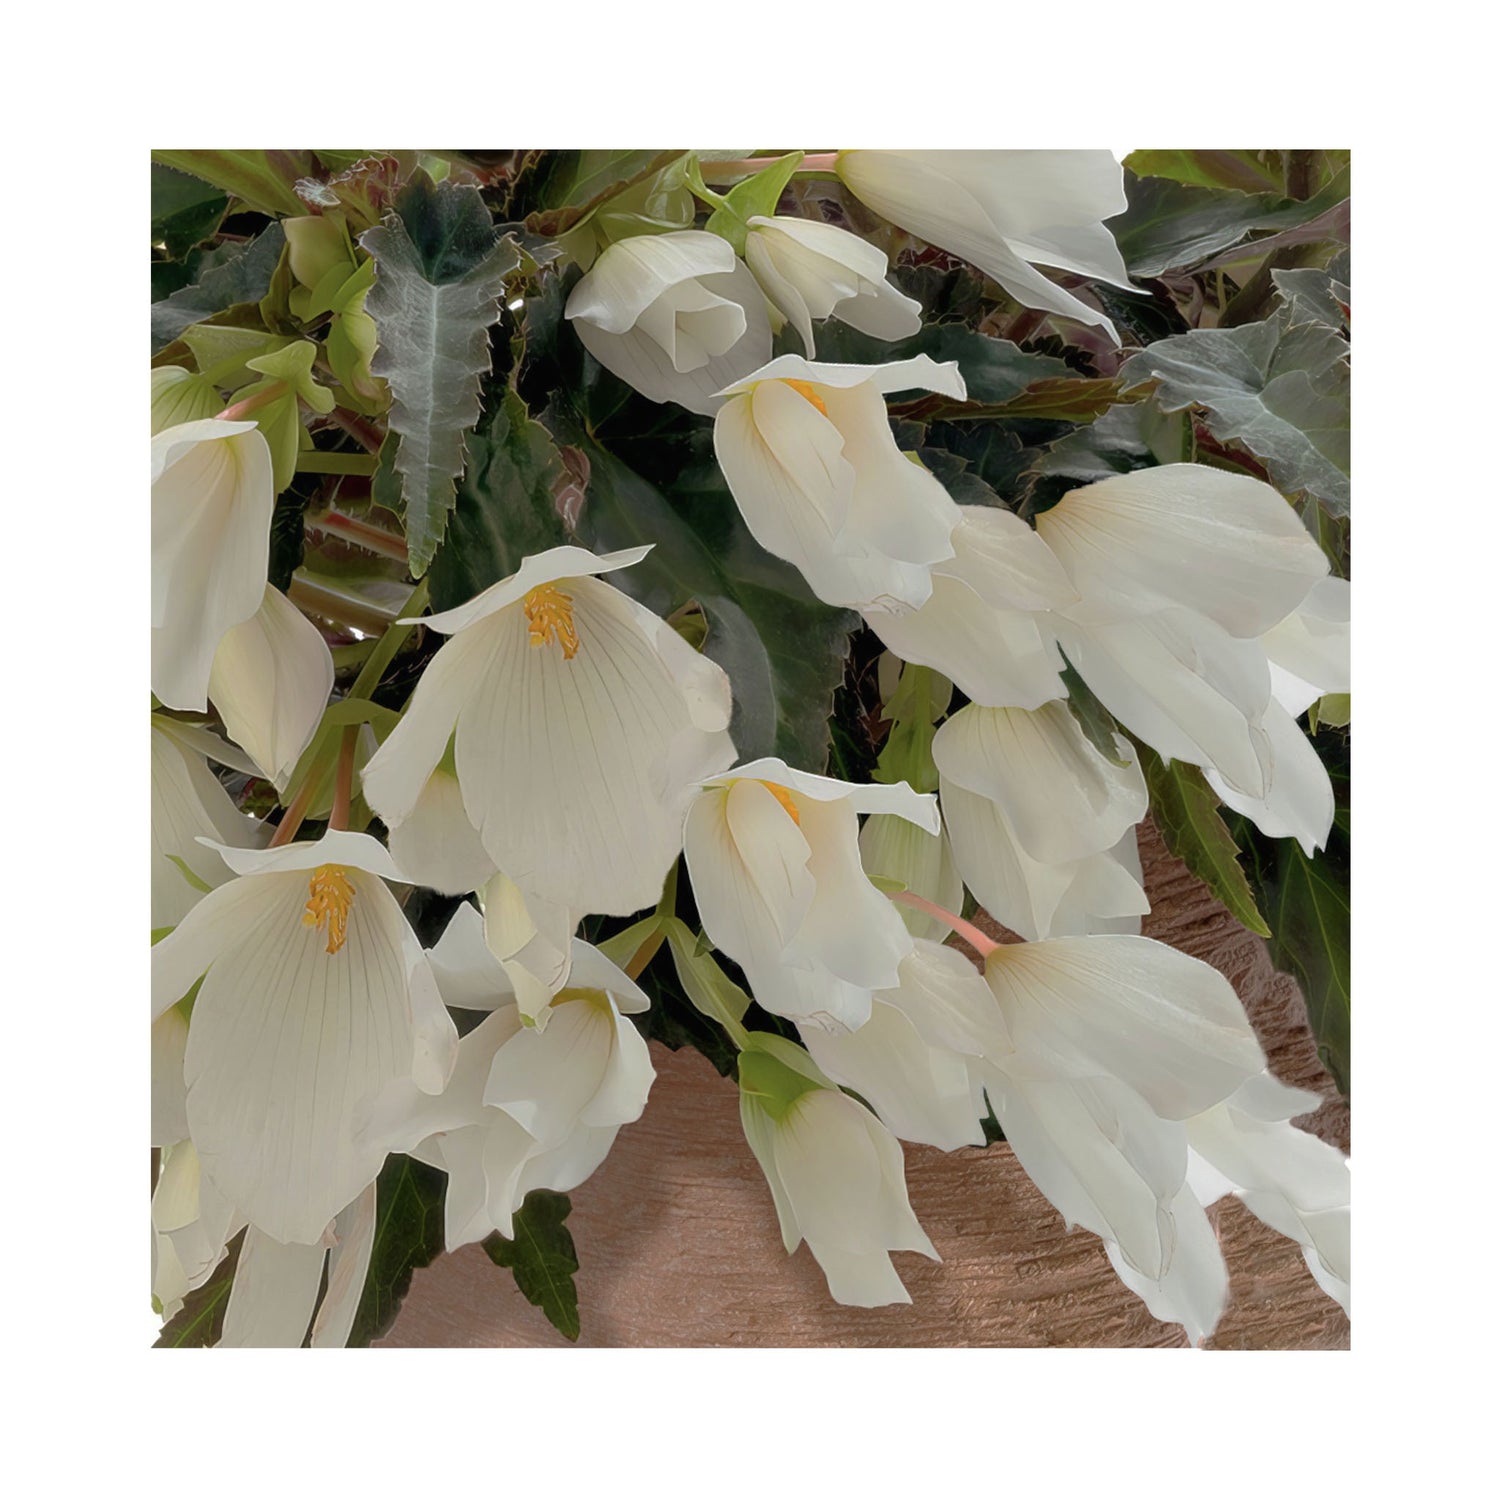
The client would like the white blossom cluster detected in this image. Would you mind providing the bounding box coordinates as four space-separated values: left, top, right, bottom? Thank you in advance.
150 149 1349 1347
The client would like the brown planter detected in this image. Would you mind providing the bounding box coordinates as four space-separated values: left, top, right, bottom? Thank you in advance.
377 821 1350 1349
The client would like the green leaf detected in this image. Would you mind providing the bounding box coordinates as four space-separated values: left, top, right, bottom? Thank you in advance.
546 413 857 771
428 386 569 611
1109 168 1350 278
661 916 752 1046
1125 150 1285 195
703 151 803 252
150 222 287 353
1058 656 1129 767
151 163 229 260
1138 744 1271 938
154 1232 242 1347
360 173 522 575
559 150 683 210
481 1190 581 1342
152 149 321 220
1119 296 1349 515
346 1154 447 1347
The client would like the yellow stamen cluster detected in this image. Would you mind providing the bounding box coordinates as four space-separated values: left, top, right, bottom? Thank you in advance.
783 379 829 417
756 779 802 826
524 584 580 659
303 864 355 954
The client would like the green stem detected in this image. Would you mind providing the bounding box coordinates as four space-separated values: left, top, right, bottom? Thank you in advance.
296 451 379 476
700 151 837 182
349 578 429 702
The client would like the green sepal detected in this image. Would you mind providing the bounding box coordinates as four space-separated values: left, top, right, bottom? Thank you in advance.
245 340 337 414
660 917 752 1047
181 326 296 390
738 1032 835 1121
164 854 214 896
698 151 803 255
873 660 952 794
1309 693 1350 731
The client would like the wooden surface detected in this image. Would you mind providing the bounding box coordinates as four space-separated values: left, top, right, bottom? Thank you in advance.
377 820 1350 1349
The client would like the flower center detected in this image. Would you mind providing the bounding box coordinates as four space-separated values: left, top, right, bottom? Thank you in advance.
783 379 829 417
303 864 355 954
756 779 801 826
523 584 580 659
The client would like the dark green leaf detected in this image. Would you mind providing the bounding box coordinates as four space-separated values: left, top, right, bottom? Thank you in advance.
345 1154 448 1347
360 172 522 574
428 386 569 611
874 662 952 793
1118 296 1350 514
545 411 857 771
1059 656 1129 767
1109 168 1350 278
154 1231 243 1347
150 222 287 352
1137 744 1271 938
481 1190 580 1342
151 164 229 260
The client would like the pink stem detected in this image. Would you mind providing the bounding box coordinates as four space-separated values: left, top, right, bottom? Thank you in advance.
892 890 998 956
700 151 838 182
217 382 287 423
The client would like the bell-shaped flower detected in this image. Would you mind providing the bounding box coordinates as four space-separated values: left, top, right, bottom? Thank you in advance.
384 756 498 898
207 584 334 791
374 904 654 1249
564 229 772 416
742 214 922 356
150 717 264 930
1204 575 1351 855
858 813 963 944
218 1185 377 1348
863 504 1077 708
712 354 965 611
150 830 459 1245
739 1035 937 1306
1186 1071 1350 1313
478 871 583 1027
800 939 1004 1151
933 702 1149 940
835 150 1134 339
682 758 939 1031
1034 464 1330 638
362 544 736 918
152 417 275 710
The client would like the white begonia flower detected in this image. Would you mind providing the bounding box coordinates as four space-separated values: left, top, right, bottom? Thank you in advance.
683 757 940 1032
362 544 736 919
207 584 334 791
218 1184 377 1348
742 215 922 356
858 813 963 944
835 150 1134 340
479 871 582 1028
1261 575 1351 713
712 354 965 611
150 829 459 1245
372 904 654 1249
800 939 1005 1151
739 1039 938 1306
150 718 264 930
385 758 498 898
1185 1071 1350 1314
564 229 772 416
933 702 1149 941
1034 465 1331 638
863 504 1078 709
152 418 275 711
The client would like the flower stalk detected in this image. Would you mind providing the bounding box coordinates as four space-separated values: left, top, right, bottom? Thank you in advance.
891 889 998 957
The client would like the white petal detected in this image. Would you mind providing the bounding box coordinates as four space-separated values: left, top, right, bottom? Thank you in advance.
208 584 334 789
211 827 409 883
716 351 967 402
152 1008 191 1148
564 230 737 333
934 701 1146 865
1055 610 1273 797
985 936 1265 1118
183 868 457 1243
717 757 940 829
1205 698 1335 855
452 575 735 915
1105 1186 1228 1345
1046 836 1151 937
482 872 579 1026
1261 575 1351 697
387 766 497 895
219 1228 326 1347
309 1181 379 1347
152 421 274 710
881 938 1013 1058
1036 465 1329 638
858 814 963 943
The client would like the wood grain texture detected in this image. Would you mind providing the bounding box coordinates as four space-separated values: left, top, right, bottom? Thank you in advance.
377 819 1351 1349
